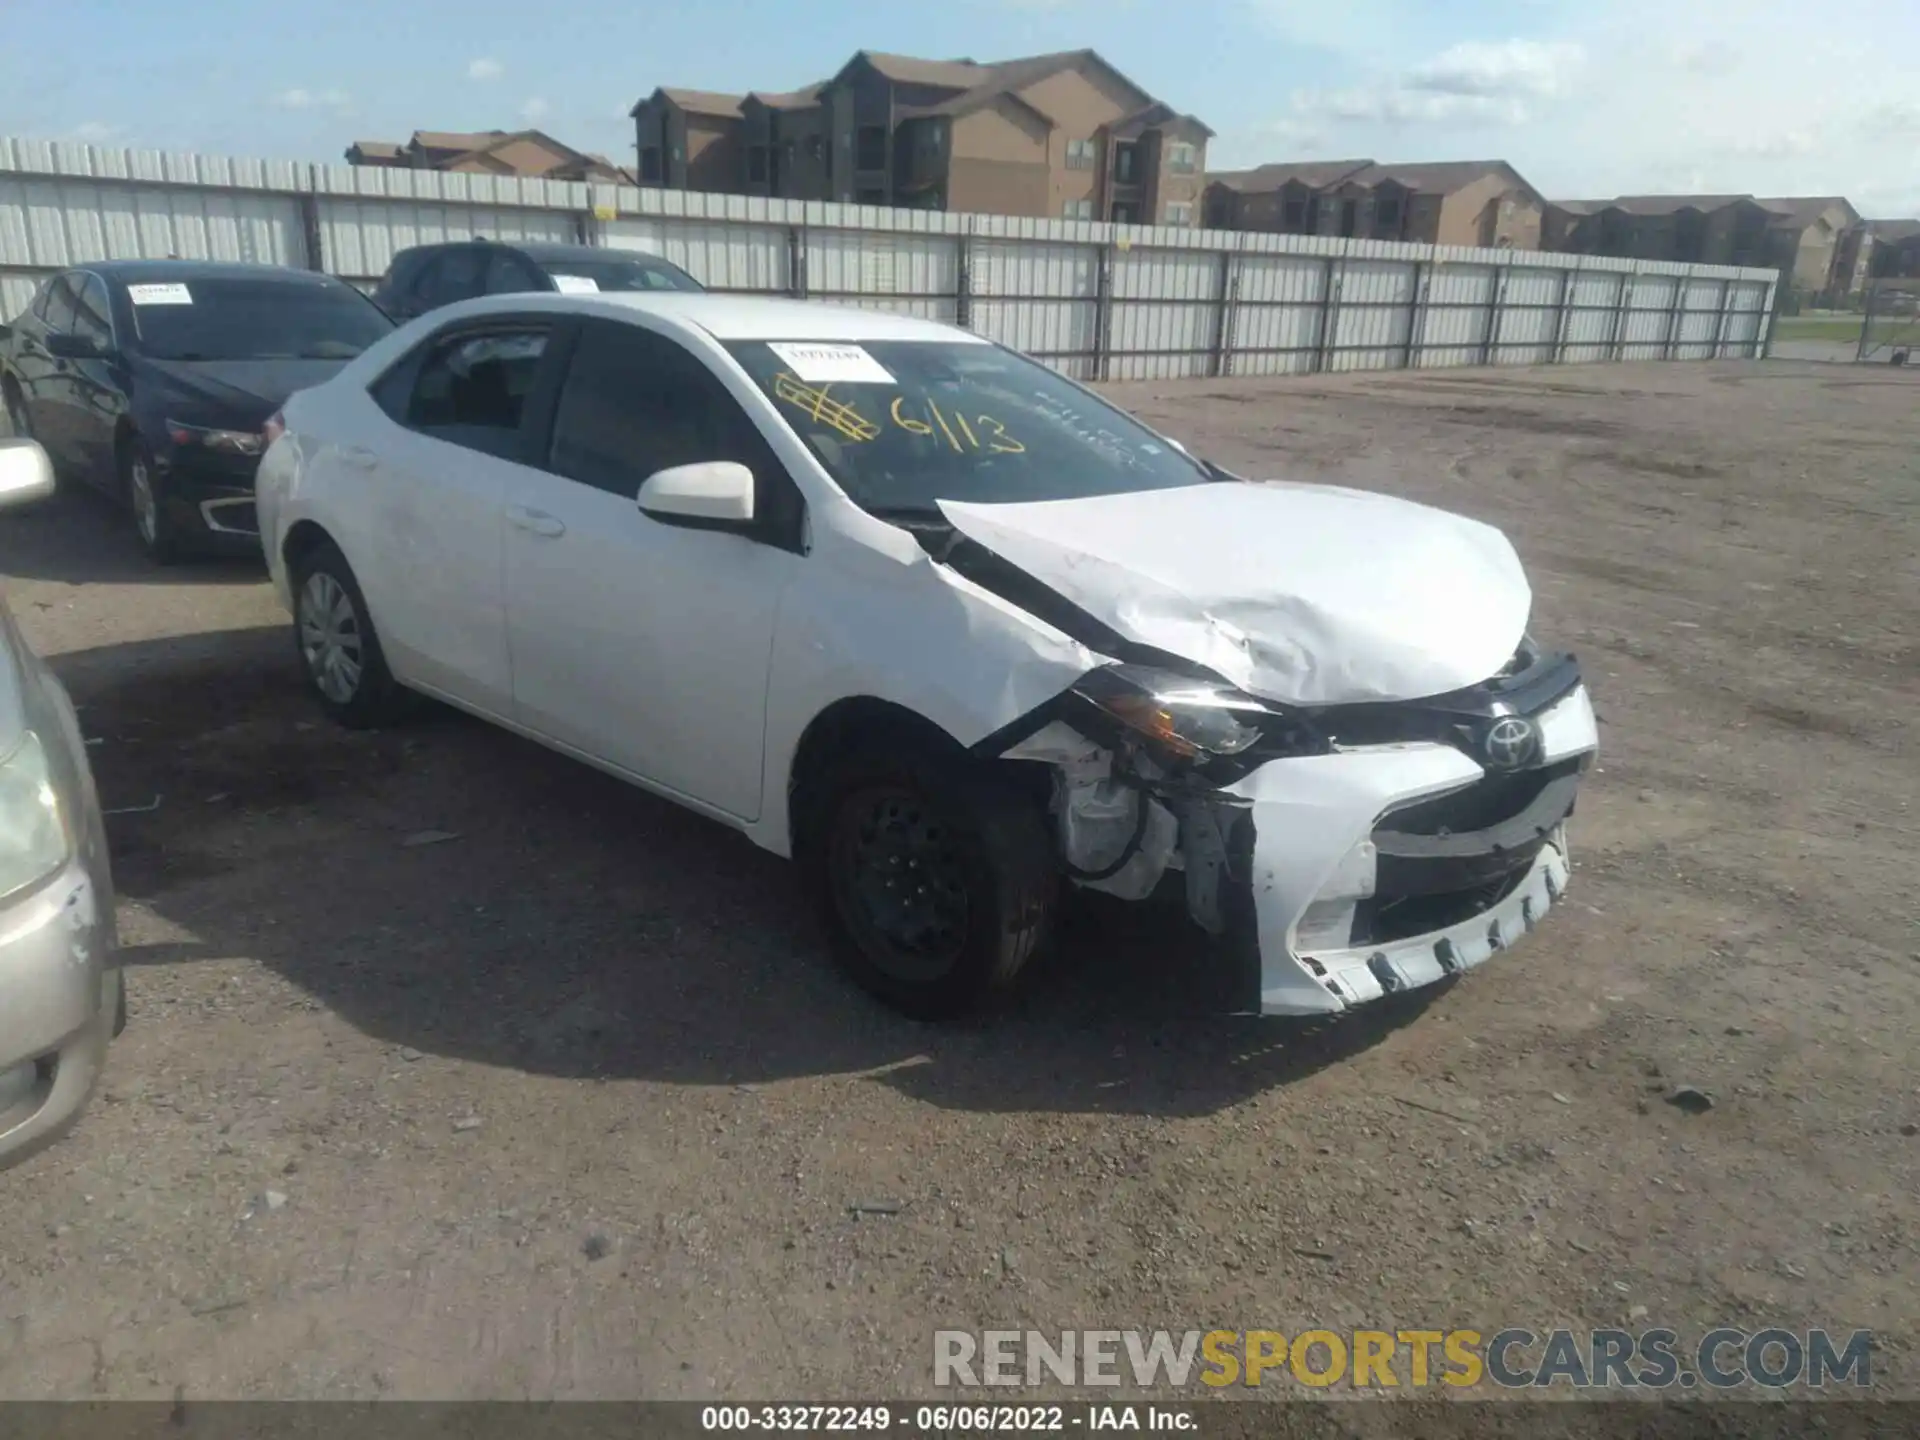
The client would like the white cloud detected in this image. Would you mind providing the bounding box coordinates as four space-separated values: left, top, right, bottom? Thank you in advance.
274 87 351 112
71 121 121 142
1286 39 1583 131
1226 0 1920 211
1669 39 1738 75
519 97 549 122
467 57 504 81
1405 39 1583 98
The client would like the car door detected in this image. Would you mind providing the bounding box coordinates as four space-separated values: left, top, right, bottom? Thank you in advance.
354 317 562 716
10 276 80 463
502 317 806 821
63 273 123 484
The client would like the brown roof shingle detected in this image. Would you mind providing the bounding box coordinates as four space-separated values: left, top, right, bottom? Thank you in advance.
412 130 507 152
1207 160 1375 193
857 52 993 90
656 87 746 119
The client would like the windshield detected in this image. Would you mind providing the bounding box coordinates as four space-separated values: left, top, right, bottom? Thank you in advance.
541 258 702 294
125 279 394 361
723 339 1210 515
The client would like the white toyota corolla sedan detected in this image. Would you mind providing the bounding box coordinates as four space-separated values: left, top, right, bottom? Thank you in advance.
256 292 1598 1021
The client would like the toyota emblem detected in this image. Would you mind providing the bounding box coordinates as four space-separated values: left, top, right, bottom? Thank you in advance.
1482 716 1540 770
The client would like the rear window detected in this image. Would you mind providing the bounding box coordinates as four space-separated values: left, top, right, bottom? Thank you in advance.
537 256 702 294
125 278 394 361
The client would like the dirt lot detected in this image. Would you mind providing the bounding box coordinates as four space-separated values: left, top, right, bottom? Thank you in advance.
0 359 1915 1403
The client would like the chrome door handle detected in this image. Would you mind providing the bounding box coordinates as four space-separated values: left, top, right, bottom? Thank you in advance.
340 445 377 469
505 505 565 538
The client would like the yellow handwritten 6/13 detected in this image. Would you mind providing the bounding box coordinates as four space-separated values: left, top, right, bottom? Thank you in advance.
889 396 1024 454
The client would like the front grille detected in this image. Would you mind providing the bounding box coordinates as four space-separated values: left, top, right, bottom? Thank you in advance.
1381 757 1584 837
1352 868 1530 946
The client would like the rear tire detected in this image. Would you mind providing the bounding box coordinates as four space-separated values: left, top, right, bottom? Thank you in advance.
796 742 1058 1021
289 538 412 729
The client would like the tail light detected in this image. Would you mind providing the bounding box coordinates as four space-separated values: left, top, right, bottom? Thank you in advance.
263 411 286 447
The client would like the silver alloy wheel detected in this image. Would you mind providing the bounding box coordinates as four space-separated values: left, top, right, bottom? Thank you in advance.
297 571 364 704
128 457 159 546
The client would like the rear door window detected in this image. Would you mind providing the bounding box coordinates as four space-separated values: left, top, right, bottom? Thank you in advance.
390 325 553 462
484 251 546 295
39 276 79 333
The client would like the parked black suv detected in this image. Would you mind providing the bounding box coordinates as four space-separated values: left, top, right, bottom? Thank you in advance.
371 240 703 322
0 261 393 562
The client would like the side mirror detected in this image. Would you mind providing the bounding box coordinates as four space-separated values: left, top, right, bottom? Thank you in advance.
0 438 55 512
45 332 105 361
637 460 755 528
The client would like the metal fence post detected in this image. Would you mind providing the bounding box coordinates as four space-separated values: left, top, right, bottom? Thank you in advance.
1760 268 1785 359
1609 268 1635 361
955 223 973 331
1313 254 1340 374
1094 241 1115 381
1709 277 1734 359
787 225 806 299
1853 280 1874 363
1662 266 1690 360
1551 263 1577 363
1480 265 1507 367
1401 259 1424 370
297 164 325 274
1208 246 1236 378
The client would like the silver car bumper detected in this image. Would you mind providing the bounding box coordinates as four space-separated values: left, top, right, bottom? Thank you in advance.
0 856 119 1167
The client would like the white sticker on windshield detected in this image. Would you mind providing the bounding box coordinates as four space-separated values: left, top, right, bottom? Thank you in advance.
128 283 193 306
552 274 600 294
767 342 895 386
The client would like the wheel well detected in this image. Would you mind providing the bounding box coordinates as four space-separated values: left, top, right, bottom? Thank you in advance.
281 519 334 573
785 697 1053 853
786 699 964 849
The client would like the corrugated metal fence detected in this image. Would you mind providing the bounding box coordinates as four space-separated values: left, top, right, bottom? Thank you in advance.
2 137 1780 381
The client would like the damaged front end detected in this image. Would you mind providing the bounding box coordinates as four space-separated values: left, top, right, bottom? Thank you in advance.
990 646 1600 1017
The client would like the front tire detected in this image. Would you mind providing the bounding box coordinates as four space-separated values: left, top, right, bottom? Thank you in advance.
290 538 411 728
121 439 181 564
797 743 1058 1021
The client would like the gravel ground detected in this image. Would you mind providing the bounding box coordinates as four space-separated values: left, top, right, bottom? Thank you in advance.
0 359 1914 1404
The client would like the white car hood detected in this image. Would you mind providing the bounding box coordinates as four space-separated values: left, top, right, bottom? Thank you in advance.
937 480 1531 706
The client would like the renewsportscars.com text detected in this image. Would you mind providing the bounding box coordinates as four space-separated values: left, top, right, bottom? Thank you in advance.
933 1327 1874 1390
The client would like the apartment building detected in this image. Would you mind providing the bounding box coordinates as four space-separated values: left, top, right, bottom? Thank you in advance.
628 90 747 193
632 49 1211 224
1543 193 1862 296
344 130 625 182
1204 160 1545 248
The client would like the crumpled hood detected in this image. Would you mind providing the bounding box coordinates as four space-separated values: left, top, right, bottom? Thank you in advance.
937 480 1532 706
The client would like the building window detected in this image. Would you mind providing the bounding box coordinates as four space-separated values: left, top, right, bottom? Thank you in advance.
1167 142 1197 174
856 186 887 205
1375 195 1401 227
856 125 887 171
1063 198 1093 220
639 147 662 183
1164 201 1193 226
1113 142 1139 184
805 135 823 161
1065 138 1097 169
1282 197 1306 229
747 146 768 183
1110 201 1139 223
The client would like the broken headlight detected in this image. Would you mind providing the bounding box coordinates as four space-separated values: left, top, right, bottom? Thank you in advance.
1070 664 1269 761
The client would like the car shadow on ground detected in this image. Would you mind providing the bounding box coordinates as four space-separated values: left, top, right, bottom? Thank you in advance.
65 625 1445 1119
0 487 266 587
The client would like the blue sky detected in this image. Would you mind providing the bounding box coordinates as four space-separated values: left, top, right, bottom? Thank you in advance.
3 0 1916 213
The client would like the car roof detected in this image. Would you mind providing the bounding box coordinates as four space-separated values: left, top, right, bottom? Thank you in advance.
81 259 348 288
443 291 987 343
512 241 682 266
